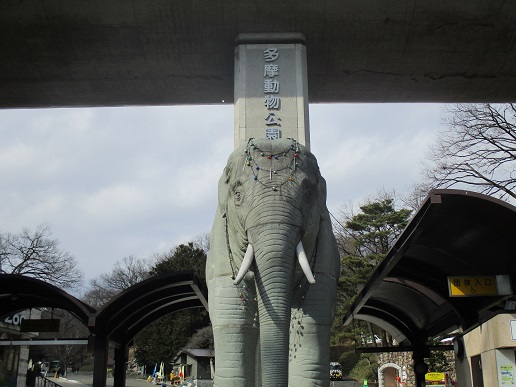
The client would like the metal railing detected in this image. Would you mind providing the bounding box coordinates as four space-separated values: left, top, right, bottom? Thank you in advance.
35 375 62 387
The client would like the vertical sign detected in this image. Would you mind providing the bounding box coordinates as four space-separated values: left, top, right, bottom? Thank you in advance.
234 33 310 149
500 365 514 384
263 48 281 140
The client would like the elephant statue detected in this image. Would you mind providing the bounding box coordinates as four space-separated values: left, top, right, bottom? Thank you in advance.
206 138 340 387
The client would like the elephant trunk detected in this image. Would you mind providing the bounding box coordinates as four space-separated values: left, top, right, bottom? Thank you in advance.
233 241 315 285
247 224 300 387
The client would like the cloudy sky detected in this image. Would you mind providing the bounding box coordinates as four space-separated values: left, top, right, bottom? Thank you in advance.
0 103 445 287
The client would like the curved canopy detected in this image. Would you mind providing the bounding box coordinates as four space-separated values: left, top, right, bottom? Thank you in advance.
93 271 208 345
2 1 516 108
0 274 96 327
344 190 516 347
0 271 207 387
0 271 207 346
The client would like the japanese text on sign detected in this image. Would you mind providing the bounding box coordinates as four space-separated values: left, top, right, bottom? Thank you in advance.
264 48 281 139
448 276 497 297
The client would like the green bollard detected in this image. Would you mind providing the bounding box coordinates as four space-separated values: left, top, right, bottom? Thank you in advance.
363 379 368 387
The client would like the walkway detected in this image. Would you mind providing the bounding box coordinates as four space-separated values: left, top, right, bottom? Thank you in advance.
42 373 151 387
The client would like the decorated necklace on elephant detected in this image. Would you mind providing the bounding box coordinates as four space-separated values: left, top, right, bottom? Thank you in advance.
244 138 300 191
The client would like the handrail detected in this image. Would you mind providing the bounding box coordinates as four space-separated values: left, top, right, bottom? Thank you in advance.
35 376 62 387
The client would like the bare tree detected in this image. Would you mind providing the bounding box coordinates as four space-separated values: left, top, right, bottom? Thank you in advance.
82 277 118 309
82 232 210 308
401 181 433 213
0 224 83 290
193 232 210 254
105 255 151 290
82 256 152 308
39 309 90 375
424 103 516 202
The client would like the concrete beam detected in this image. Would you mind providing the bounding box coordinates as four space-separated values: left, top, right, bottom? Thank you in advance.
1 1 516 108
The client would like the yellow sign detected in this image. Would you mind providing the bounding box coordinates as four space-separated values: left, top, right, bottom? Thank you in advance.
448 276 497 297
425 372 448 386
425 372 446 381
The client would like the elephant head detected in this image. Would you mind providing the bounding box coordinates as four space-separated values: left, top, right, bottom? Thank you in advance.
207 138 339 387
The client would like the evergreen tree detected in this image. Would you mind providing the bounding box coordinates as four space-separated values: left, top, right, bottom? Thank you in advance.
331 195 412 378
149 242 207 281
337 198 411 309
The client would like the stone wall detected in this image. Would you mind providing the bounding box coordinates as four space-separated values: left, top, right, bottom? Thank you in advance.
378 351 455 386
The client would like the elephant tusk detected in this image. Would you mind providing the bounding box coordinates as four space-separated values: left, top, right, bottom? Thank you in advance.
233 244 254 285
296 241 316 284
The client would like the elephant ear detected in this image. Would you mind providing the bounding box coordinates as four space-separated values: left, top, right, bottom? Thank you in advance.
217 166 230 218
317 173 328 220
217 148 243 217
317 172 341 282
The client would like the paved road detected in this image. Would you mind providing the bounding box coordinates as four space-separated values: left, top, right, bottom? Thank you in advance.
45 372 362 387
330 381 362 387
41 372 150 387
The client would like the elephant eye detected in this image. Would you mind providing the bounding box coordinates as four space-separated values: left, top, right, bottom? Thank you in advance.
232 181 243 205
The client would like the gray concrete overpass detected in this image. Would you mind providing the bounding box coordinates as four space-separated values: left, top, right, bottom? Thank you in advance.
2 1 516 108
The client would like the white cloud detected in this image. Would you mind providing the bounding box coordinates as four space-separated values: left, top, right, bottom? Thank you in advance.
0 143 34 170
81 184 147 218
0 103 444 282
310 103 443 211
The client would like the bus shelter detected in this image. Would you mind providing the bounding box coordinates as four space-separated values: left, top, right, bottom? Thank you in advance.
0 271 208 387
343 189 516 386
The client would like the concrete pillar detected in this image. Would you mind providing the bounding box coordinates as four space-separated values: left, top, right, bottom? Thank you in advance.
16 345 29 387
92 335 109 387
234 33 310 150
113 344 128 387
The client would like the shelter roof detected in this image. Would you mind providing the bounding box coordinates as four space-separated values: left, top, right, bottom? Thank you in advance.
343 190 516 348
2 1 516 108
181 348 215 359
93 271 208 345
0 274 96 326
0 271 208 347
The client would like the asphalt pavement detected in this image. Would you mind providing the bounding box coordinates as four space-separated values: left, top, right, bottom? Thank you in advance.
330 381 362 387
42 372 151 387
45 372 362 387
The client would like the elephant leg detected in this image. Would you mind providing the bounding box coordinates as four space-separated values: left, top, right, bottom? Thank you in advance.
288 274 337 387
209 275 258 387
